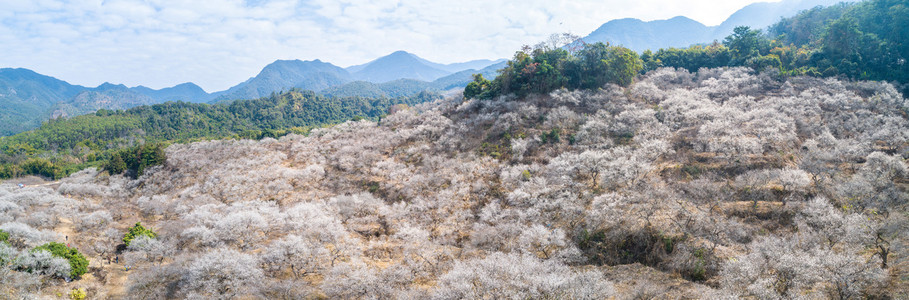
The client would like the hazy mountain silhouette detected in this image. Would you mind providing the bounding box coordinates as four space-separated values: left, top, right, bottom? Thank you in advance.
131 82 212 103
348 51 452 83
212 59 352 102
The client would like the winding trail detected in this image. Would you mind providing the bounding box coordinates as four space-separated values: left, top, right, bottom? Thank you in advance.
46 188 129 298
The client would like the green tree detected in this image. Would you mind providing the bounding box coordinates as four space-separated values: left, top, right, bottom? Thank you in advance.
746 54 783 71
464 74 491 99
32 242 89 278
105 153 126 175
822 17 862 59
605 47 644 86
19 158 59 179
724 26 771 65
123 222 157 246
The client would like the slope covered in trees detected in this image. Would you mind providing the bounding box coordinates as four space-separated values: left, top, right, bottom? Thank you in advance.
641 0 909 94
1 67 906 298
580 0 859 53
0 90 440 179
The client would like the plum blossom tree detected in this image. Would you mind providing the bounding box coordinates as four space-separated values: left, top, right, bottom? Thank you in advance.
259 234 328 278
432 252 615 299
180 248 264 299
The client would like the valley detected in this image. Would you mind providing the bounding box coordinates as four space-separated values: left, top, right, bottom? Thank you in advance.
0 0 907 299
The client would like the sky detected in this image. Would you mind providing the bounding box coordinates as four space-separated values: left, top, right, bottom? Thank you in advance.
0 0 780 92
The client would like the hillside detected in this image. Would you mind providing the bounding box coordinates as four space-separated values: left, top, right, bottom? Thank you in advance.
1 67 906 298
49 83 157 119
638 0 909 96
0 90 441 179
0 0 870 137
1 0 907 298
322 79 433 98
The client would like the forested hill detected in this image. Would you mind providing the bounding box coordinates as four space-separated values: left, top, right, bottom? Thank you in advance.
581 0 858 52
468 0 909 101
640 0 909 95
0 90 440 179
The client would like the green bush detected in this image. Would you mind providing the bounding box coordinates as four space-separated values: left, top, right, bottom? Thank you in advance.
540 128 561 144
746 54 783 71
0 229 9 244
19 158 61 179
123 222 157 246
32 242 89 278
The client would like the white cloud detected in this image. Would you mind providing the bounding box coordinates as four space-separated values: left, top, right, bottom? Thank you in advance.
0 0 775 92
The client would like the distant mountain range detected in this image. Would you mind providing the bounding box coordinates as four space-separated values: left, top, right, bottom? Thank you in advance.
0 69 215 136
322 62 505 99
0 0 859 136
581 0 861 52
209 52 506 104
0 52 504 136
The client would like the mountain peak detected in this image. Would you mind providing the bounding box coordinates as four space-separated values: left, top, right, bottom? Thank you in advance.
665 16 700 23
172 82 202 89
261 59 341 73
212 59 351 102
349 51 450 83
378 51 422 62
389 50 414 56
96 82 128 90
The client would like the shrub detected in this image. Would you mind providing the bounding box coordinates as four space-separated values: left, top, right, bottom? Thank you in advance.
0 229 9 244
14 249 71 277
123 222 157 246
69 288 86 300
19 158 61 179
32 242 89 278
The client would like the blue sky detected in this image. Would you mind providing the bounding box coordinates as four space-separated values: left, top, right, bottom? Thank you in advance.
0 0 779 92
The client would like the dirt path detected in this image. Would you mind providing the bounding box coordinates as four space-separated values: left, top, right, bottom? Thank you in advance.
104 263 130 298
55 217 130 299
55 217 75 247
33 181 61 187
3 176 62 190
